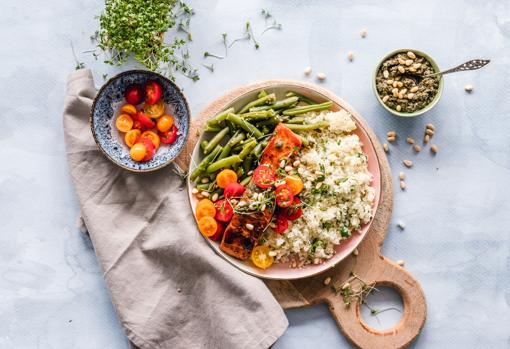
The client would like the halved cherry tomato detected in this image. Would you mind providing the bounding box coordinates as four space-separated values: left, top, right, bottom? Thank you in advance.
130 143 146 161
251 245 274 269
282 197 302 221
141 131 160 149
157 115 174 132
144 99 165 118
210 221 224 241
120 104 137 116
275 184 294 208
125 129 141 148
125 84 143 105
253 165 276 189
136 112 156 129
159 125 178 144
285 175 304 195
274 212 289 234
139 137 156 161
214 199 233 222
115 114 133 132
198 216 218 237
144 81 163 105
196 199 216 220
223 182 245 199
216 169 238 189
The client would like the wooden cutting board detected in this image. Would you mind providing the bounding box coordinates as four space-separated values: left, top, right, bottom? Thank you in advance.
175 80 426 349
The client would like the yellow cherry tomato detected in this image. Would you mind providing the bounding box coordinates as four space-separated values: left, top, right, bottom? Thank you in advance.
116 114 133 132
251 245 274 269
141 131 161 149
157 114 174 132
198 216 218 237
285 175 304 195
196 199 216 220
216 169 238 189
144 99 165 118
120 104 137 116
130 143 146 161
125 129 141 148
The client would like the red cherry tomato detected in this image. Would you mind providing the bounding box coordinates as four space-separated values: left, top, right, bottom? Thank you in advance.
275 184 294 208
274 212 289 234
144 81 163 105
159 125 178 144
282 197 302 221
139 137 156 162
210 221 224 241
223 182 245 199
124 84 143 105
253 165 276 189
214 199 234 223
137 112 156 129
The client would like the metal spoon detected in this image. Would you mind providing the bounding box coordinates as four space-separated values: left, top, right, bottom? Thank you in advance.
403 59 490 84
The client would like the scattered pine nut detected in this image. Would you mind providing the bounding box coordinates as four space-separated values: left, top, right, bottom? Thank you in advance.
201 177 209 184
323 277 331 286
426 123 435 131
360 28 367 38
387 131 396 137
211 193 219 202
399 171 405 180
387 136 396 142
245 223 254 231
317 72 326 81
191 188 199 194
403 160 413 168
177 288 182 293
413 145 422 153
201 191 210 197
464 84 474 93
423 134 430 144
431 144 439 154
383 143 389 152
397 259 405 267
397 220 406 230
347 51 354 61
406 137 414 145
342 282 351 290
425 129 434 136
400 180 406 190
353 248 359 256
405 59 413 66
407 51 416 59
304 66 312 75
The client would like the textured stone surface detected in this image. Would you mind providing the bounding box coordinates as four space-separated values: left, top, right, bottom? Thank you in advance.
1 0 509 348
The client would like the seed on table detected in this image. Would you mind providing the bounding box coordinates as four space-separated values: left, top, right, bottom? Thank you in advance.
398 66 405 73
304 66 312 75
413 145 422 153
177 288 182 293
400 180 407 190
398 58 406 65
387 131 397 137
407 93 415 99
387 135 396 142
382 95 390 103
211 193 219 202
397 220 406 230
245 223 254 231
360 28 368 38
347 51 354 61
191 188 199 194
425 129 434 136
426 123 435 130
406 137 414 144
383 143 389 152
407 51 416 59
424 134 430 144
405 59 413 66
317 72 327 81
323 277 331 286
383 70 389 78
399 172 406 181
397 259 405 267
353 248 359 256
410 86 419 93
397 81 403 88
403 159 413 168
431 144 439 154
396 105 402 112
465 84 474 92
201 191 210 197
201 177 209 184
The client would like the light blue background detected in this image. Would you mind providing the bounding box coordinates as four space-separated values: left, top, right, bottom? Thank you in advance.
1 0 509 348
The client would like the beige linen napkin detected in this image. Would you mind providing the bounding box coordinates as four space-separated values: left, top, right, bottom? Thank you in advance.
63 69 288 349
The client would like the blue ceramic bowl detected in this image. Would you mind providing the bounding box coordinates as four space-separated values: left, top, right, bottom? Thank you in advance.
90 70 191 172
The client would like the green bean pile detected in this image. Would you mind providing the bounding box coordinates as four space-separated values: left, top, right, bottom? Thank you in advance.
190 90 333 196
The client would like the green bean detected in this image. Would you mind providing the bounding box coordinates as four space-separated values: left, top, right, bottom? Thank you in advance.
226 113 263 138
257 90 267 98
219 131 246 159
242 156 253 175
240 110 276 121
282 101 333 116
252 142 265 158
249 96 299 112
283 121 329 131
190 145 222 181
206 155 242 173
256 118 279 126
239 93 276 114
238 139 257 159
225 119 237 133
207 107 235 126
240 176 252 186
236 167 244 178
286 116 305 124
204 127 229 154
297 134 309 147
196 183 212 191
204 125 222 133
285 91 316 105
200 140 208 150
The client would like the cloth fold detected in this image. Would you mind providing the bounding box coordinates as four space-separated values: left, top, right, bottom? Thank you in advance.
63 69 288 349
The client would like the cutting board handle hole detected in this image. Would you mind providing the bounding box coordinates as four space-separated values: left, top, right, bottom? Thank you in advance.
359 285 404 332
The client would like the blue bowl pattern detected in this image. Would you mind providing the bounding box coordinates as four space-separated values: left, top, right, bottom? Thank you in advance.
90 70 190 172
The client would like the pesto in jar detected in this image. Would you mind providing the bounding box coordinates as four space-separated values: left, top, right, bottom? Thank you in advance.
376 51 440 113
